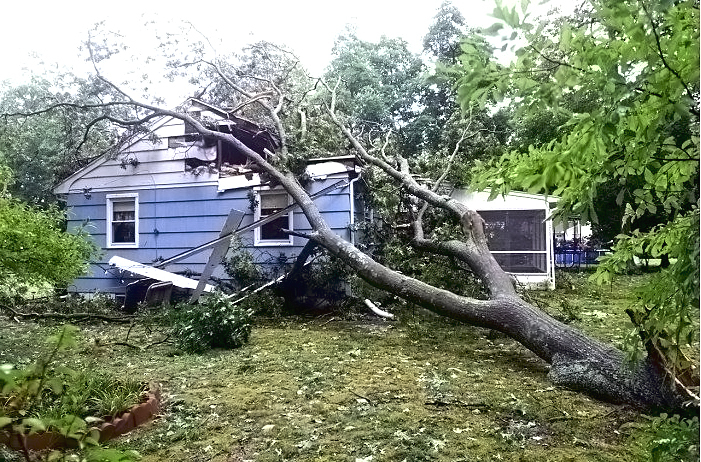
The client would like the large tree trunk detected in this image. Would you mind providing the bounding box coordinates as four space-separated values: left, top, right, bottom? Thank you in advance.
187 116 685 410
81 99 687 411
311 223 683 409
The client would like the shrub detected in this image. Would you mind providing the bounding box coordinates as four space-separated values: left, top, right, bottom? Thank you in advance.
646 414 699 462
222 236 261 290
0 167 100 293
171 292 253 354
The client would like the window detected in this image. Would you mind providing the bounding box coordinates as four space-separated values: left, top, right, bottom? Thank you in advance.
107 194 139 248
479 210 547 273
254 190 293 246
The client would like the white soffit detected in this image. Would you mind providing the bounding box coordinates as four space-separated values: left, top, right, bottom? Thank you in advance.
217 173 263 192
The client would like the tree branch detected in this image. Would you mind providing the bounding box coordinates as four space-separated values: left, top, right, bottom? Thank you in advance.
1 304 135 323
641 2 697 109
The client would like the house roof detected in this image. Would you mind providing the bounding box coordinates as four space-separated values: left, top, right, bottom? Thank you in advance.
452 188 559 212
53 99 280 196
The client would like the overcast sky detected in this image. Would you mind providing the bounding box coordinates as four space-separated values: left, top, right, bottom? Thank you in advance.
0 0 501 87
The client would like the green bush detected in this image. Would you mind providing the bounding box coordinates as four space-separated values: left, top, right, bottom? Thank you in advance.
0 166 100 293
222 237 262 290
646 414 699 462
172 292 253 354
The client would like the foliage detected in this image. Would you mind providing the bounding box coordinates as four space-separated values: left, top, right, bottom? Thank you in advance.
222 236 262 290
644 413 700 462
593 209 700 376
0 167 99 295
454 0 699 382
459 0 698 222
0 325 142 461
18 292 122 316
171 291 253 354
36 371 145 421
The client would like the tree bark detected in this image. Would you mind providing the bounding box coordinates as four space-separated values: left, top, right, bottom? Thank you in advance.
134 108 685 410
35 61 687 409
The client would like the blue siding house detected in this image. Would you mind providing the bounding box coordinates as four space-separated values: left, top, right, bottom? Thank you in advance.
54 101 363 297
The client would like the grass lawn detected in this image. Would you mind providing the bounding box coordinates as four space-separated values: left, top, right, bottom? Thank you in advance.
0 272 698 461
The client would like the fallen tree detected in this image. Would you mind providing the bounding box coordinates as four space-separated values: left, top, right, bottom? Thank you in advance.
4 31 696 412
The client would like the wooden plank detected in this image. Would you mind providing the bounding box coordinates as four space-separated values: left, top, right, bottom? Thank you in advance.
155 179 350 268
108 255 214 291
190 209 245 302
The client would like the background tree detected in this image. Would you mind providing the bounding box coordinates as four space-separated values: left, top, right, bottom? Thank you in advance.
456 0 699 391
0 75 118 204
324 30 425 151
3 6 696 410
0 165 99 297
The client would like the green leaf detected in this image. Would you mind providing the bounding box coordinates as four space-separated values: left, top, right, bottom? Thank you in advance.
0 417 13 428
22 418 46 434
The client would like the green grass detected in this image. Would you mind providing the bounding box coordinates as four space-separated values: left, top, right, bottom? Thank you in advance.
0 272 698 461
35 371 146 421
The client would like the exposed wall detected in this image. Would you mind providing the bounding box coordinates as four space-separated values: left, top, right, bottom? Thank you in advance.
65 177 353 294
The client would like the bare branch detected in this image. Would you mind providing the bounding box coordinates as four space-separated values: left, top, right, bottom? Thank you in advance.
229 91 275 114
203 58 289 157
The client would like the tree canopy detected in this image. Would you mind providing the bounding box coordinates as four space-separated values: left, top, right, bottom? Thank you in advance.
0 165 99 295
0 76 118 204
455 0 699 385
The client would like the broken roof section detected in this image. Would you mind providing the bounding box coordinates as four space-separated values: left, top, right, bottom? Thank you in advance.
183 99 281 155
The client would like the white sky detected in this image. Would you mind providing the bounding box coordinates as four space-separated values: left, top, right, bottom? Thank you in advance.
0 0 499 87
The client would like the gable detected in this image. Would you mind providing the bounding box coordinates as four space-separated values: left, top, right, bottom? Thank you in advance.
54 101 280 196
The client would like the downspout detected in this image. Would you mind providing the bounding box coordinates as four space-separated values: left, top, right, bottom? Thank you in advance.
349 171 362 246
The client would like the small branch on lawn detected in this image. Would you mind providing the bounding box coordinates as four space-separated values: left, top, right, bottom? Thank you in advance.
365 299 394 319
0 305 135 323
347 389 374 405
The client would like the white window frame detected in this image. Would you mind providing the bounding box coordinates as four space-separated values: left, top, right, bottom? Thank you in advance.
106 193 139 249
254 188 294 246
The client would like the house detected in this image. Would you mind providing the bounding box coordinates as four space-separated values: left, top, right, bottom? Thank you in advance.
54 100 364 300
452 189 557 290
54 99 557 301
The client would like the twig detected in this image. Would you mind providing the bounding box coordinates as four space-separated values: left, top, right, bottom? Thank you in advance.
145 334 173 349
1 305 135 323
114 342 141 349
425 399 489 409
348 389 373 405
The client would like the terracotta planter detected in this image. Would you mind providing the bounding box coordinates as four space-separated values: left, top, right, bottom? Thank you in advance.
0 384 161 452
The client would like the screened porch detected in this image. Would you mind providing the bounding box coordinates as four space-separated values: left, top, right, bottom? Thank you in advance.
452 190 557 290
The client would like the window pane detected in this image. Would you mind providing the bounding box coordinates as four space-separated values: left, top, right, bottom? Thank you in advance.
479 210 546 251
113 200 135 222
260 215 289 240
493 253 547 273
261 193 288 210
113 201 134 212
113 211 135 221
113 222 136 243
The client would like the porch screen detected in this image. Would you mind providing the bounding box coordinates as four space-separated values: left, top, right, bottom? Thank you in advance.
479 209 547 273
